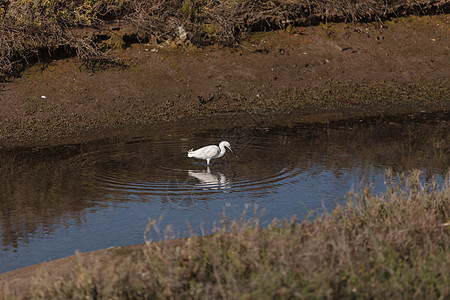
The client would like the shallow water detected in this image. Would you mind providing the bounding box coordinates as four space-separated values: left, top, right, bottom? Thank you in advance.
0 111 448 273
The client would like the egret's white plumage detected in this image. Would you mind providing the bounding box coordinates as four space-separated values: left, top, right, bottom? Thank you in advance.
187 141 236 165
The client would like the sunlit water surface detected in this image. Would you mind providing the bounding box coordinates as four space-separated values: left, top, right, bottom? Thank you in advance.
0 112 448 272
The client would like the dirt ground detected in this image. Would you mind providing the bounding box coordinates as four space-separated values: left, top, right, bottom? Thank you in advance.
0 14 449 298
0 14 448 149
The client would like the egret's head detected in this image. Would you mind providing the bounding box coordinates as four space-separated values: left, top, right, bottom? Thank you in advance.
221 141 237 156
222 141 231 148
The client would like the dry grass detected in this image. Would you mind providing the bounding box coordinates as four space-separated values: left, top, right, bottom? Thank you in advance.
0 0 126 79
15 171 449 299
127 0 449 45
1 0 448 79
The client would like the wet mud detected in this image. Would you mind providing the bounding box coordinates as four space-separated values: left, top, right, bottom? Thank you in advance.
0 15 448 148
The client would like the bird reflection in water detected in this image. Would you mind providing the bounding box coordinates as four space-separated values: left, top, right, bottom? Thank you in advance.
188 166 230 190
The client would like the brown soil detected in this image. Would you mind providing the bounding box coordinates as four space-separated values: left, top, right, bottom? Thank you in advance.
0 14 449 298
1 15 449 149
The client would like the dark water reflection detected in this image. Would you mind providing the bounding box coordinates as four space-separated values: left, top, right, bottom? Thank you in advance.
0 111 449 272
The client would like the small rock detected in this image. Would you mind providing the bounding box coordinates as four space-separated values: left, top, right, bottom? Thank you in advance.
255 48 269 54
178 26 187 42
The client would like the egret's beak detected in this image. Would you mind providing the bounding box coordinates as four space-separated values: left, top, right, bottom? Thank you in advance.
227 146 237 157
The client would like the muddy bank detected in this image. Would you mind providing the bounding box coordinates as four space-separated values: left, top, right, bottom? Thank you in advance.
0 15 448 148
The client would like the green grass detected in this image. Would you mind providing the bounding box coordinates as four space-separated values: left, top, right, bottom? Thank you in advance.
17 171 450 299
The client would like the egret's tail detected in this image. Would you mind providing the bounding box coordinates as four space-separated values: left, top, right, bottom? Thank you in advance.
187 148 195 157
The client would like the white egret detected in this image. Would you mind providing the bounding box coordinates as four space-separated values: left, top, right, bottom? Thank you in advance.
187 141 236 165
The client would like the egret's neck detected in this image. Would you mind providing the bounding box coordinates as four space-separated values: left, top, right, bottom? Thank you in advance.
218 143 227 158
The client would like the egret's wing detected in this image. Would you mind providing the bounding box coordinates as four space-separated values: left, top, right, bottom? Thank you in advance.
197 145 220 159
189 145 219 159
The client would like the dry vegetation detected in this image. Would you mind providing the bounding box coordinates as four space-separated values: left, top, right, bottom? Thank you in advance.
10 171 448 299
0 0 448 79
